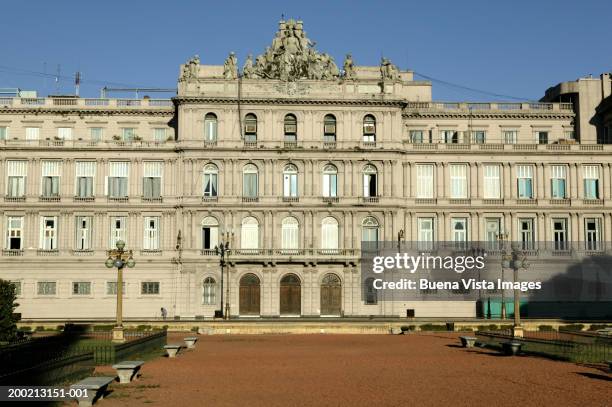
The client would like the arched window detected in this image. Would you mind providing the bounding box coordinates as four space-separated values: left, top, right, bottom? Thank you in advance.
203 164 218 197
323 114 336 143
281 216 299 251
243 164 258 198
203 277 216 305
241 216 259 250
322 164 338 197
244 113 257 142
204 113 218 142
283 164 298 197
321 217 339 252
363 115 376 142
361 216 379 243
201 217 219 250
322 273 341 286
364 277 377 305
363 164 378 197
284 114 297 142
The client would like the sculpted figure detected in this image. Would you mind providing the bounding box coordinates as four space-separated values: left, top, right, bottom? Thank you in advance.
242 54 255 78
283 31 300 55
179 54 200 82
380 57 399 81
343 54 354 79
224 52 238 79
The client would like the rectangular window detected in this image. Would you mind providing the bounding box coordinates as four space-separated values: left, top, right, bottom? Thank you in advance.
0 127 7 140
75 161 96 198
10 281 21 296
153 128 166 143
143 161 163 198
25 127 40 141
363 172 377 197
550 165 567 199
418 218 434 250
110 216 127 248
409 130 423 144
143 216 160 250
107 162 129 197
203 170 218 197
416 164 434 198
243 173 258 197
441 130 459 144
40 216 57 250
72 282 91 295
106 281 126 296
75 216 92 250
471 131 486 144
537 131 549 144
6 160 27 197
483 165 501 199
37 281 56 295
583 165 600 199
585 218 601 251
122 128 135 142
449 164 467 199
451 218 468 247
503 130 517 144
516 165 533 199
141 282 160 295
41 161 61 197
322 171 337 197
57 127 73 140
6 216 23 250
202 225 219 250
485 218 501 250
552 219 568 251
90 127 103 142
283 172 298 197
519 219 534 250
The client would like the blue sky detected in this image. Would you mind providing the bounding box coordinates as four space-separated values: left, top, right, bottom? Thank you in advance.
0 0 610 100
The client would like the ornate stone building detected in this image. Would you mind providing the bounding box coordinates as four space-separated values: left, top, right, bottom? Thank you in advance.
1 20 611 320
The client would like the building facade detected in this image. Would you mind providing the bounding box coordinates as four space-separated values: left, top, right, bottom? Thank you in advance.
1 20 611 320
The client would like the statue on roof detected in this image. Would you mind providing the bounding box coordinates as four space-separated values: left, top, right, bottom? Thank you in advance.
179 54 200 82
380 57 400 81
251 19 339 82
343 54 355 80
223 52 238 80
242 54 255 78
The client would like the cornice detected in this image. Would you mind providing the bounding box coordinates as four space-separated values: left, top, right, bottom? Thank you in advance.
173 96 406 107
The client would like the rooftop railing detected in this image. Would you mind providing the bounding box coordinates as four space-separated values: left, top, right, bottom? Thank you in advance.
405 101 573 112
0 97 173 109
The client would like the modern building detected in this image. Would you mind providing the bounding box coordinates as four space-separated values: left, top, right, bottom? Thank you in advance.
1 20 611 321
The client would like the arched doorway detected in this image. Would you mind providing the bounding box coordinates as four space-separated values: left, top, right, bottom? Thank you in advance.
320 273 342 316
280 274 301 316
239 273 260 316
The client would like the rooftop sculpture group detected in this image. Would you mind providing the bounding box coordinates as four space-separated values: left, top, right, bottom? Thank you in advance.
179 19 401 83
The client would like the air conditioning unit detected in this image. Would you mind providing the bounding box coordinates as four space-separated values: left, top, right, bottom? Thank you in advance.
245 123 257 134
284 124 297 134
324 124 336 134
363 124 376 134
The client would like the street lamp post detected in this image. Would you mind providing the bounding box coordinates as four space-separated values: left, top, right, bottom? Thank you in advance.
497 233 508 319
105 240 135 343
501 242 529 338
214 230 233 320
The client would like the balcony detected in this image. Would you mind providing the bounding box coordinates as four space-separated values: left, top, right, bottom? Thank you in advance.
4 195 25 203
199 248 358 263
72 249 94 256
415 198 437 205
283 140 298 149
141 249 162 256
323 141 337 149
37 249 59 256
202 196 218 203
243 140 258 148
74 196 95 202
108 196 129 203
2 249 23 256
482 199 504 205
203 140 217 147
142 196 163 203
282 196 299 203
361 141 377 149
583 198 603 206
242 196 259 203
516 198 537 205
549 198 570 205
449 198 471 205
361 196 379 204
39 195 61 202
322 196 339 204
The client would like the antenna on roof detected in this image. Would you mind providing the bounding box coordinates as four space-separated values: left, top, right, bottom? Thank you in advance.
55 64 61 94
75 71 81 97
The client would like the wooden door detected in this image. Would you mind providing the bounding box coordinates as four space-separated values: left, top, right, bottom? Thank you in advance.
280 274 301 315
239 274 260 315
320 274 342 316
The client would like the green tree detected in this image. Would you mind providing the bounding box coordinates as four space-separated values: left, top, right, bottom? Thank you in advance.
0 279 19 342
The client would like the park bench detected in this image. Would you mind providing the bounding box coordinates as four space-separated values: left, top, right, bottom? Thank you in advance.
70 376 116 407
184 337 198 348
459 336 478 348
112 360 145 384
164 344 181 358
501 341 523 356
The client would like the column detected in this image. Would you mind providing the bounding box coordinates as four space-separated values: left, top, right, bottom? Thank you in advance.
503 163 511 199
470 163 478 199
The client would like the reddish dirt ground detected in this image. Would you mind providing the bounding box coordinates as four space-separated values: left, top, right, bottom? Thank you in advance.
87 333 610 407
